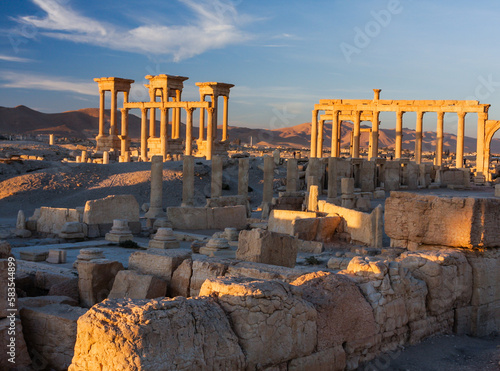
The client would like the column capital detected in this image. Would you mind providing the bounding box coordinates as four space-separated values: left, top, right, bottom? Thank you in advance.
186 107 196 114
437 111 445 119
457 111 467 119
140 107 148 114
206 107 214 114
478 112 488 120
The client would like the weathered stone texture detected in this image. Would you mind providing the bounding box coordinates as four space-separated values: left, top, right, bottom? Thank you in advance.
237 228 298 268
108 270 167 299
21 303 87 371
77 259 124 308
128 250 190 285
167 205 247 230
69 297 246 371
200 277 317 369
170 258 192 297
385 192 500 249
0 317 32 370
36 207 81 234
83 194 139 225
189 258 229 297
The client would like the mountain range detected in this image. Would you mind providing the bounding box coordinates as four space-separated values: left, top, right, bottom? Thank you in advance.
1 105 500 153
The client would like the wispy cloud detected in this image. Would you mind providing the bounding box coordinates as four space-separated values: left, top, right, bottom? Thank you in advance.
0 54 33 63
14 0 252 61
0 70 96 95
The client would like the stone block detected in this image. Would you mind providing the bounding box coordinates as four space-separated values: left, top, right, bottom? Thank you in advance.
190 257 229 297
209 205 247 230
200 277 317 369
128 249 190 285
237 228 298 268
297 240 324 254
227 261 305 283
167 207 209 229
47 278 79 302
18 295 79 309
167 206 247 230
341 177 354 194
46 249 67 264
77 259 124 308
20 304 87 371
288 346 346 371
69 297 245 371
495 184 500 197
20 250 49 262
0 240 12 258
170 258 192 297
37 207 81 234
83 195 139 225
108 270 167 299
268 209 317 235
59 222 86 239
0 317 31 369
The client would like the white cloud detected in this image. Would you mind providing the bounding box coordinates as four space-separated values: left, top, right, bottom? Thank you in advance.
15 0 252 61
0 54 33 63
0 70 96 96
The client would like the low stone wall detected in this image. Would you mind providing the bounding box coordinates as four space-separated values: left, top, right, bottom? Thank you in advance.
318 200 383 248
35 207 82 234
167 205 247 230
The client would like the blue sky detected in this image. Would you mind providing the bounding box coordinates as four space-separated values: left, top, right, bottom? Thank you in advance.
1 0 500 138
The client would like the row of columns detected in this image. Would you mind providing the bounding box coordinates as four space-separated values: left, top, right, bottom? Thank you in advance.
199 95 230 142
312 108 470 168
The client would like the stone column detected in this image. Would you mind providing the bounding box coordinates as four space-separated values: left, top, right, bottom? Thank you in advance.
370 111 380 160
308 185 318 212
286 158 298 193
211 156 223 199
327 156 338 201
212 95 218 139
149 108 156 138
175 90 182 139
110 89 117 136
222 95 229 141
395 111 404 159
456 112 466 168
171 101 177 139
98 90 105 137
415 111 424 164
262 155 274 204
145 156 165 218
182 155 194 207
476 112 488 177
310 110 318 158
317 119 324 158
103 151 109 164
331 110 339 157
140 108 148 162
206 107 214 160
160 108 169 161
353 111 361 158
238 157 249 199
120 108 129 157
185 108 194 156
436 111 444 166
199 95 205 141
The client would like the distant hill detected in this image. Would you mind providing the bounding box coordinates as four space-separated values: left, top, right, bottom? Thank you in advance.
1 105 500 153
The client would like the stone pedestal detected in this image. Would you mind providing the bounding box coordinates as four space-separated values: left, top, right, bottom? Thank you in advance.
224 227 239 241
149 228 180 249
46 249 67 264
199 237 230 256
77 248 105 261
105 219 134 243
153 217 173 231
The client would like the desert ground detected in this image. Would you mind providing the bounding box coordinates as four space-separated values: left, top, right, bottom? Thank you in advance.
0 139 498 370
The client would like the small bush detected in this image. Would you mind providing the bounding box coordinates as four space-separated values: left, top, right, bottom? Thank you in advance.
119 240 140 249
305 256 321 265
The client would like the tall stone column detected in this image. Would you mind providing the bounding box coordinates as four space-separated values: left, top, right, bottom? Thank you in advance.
182 155 194 207
317 119 324 158
171 101 177 139
211 156 223 199
327 156 338 201
206 107 214 160
145 156 165 219
212 95 218 139
262 155 274 204
238 157 249 199
436 111 444 166
110 89 117 136
185 108 194 156
395 111 404 159
310 110 318 158
120 108 129 157
222 95 229 141
476 112 488 177
415 111 424 164
160 108 169 161
331 110 339 157
456 112 466 168
175 90 182 139
149 108 156 138
140 108 148 162
370 111 380 160
199 107 205 141
286 158 298 193
353 111 361 158
98 90 105 137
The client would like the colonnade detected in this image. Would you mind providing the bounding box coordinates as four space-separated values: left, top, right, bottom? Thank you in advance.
310 89 490 170
94 75 233 161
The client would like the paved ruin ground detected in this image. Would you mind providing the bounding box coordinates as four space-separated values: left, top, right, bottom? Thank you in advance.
1 140 499 370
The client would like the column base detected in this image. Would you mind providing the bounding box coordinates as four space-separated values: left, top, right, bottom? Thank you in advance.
144 207 166 219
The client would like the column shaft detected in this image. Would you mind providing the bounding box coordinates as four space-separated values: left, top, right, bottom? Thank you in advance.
353 111 361 158
395 111 404 159
185 108 194 156
238 158 250 199
286 158 298 193
415 111 424 164
476 112 488 176
182 156 194 206
140 108 148 162
370 111 380 160
436 111 444 166
222 95 229 141
160 108 169 161
145 155 165 218
206 107 214 160
456 112 466 168
199 107 205 141
310 110 318 158
262 155 274 204
98 90 105 136
327 157 338 200
149 108 156 138
212 95 218 139
211 155 223 198
331 110 339 157
317 120 324 158
110 90 117 135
